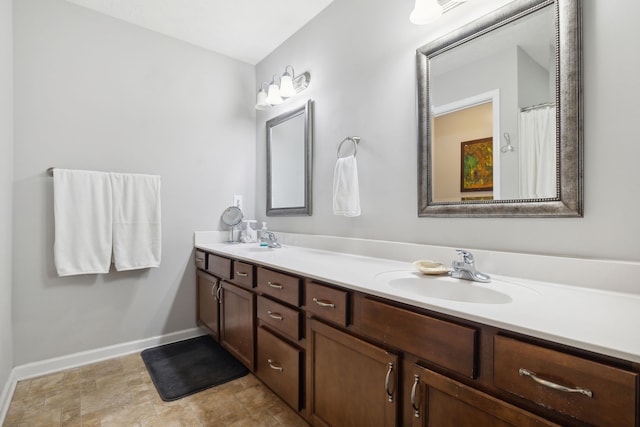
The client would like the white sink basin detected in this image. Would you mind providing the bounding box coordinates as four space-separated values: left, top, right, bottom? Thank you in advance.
375 271 537 304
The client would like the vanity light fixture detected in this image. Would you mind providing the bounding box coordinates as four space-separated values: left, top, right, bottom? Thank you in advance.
279 65 297 98
255 65 311 110
265 75 284 105
255 83 270 110
410 0 443 25
409 0 467 25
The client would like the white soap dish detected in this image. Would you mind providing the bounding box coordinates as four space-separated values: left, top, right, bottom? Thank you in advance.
413 260 451 275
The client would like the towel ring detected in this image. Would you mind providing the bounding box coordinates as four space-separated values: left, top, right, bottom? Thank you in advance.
337 136 361 159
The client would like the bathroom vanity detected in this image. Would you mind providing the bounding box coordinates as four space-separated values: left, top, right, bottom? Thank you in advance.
194 241 640 427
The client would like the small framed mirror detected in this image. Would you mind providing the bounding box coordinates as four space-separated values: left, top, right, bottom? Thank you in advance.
266 99 313 216
417 0 582 217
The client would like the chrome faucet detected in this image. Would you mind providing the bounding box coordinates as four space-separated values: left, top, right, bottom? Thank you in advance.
260 231 281 248
450 249 491 283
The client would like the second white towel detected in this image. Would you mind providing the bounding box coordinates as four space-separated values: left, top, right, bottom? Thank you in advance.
333 155 361 217
110 173 162 271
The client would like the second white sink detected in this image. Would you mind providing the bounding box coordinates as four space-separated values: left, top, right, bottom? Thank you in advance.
375 271 538 304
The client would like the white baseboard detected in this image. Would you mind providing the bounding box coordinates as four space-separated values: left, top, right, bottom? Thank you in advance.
0 369 17 426
0 327 204 424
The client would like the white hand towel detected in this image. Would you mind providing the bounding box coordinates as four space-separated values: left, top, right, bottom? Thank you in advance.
110 173 161 271
54 169 113 276
333 155 361 217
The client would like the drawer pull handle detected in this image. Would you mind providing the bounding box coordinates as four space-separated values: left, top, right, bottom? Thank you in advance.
384 362 395 403
518 368 593 398
267 359 284 372
411 374 420 417
268 281 283 289
267 310 283 320
236 272 248 277
195 256 204 262
312 298 335 308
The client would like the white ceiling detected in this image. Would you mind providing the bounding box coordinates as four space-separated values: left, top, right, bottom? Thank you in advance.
65 0 335 65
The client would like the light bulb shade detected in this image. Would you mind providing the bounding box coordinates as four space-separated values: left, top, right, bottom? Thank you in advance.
410 0 443 25
279 74 296 98
255 89 270 110
266 83 283 105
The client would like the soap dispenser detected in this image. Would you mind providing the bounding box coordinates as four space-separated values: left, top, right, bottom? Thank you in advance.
259 222 268 246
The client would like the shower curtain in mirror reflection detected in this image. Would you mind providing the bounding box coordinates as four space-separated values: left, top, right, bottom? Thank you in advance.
53 169 162 277
518 106 557 199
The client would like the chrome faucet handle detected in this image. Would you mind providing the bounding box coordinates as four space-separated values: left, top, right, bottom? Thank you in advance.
455 249 475 266
261 231 281 248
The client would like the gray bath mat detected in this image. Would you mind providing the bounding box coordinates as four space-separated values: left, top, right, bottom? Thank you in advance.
141 335 248 401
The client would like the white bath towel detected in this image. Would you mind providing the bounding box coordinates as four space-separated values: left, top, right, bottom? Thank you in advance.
333 155 361 217
110 173 162 271
54 169 113 276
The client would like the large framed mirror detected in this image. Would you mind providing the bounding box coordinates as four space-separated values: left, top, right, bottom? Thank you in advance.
266 99 313 216
417 0 582 217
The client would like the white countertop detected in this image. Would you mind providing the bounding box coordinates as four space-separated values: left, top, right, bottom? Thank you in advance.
195 241 640 363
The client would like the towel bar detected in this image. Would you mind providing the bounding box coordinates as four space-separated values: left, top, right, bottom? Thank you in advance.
337 136 360 159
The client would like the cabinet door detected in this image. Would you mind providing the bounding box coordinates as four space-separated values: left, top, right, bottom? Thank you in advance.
220 281 255 370
197 270 220 340
307 318 398 427
409 365 560 427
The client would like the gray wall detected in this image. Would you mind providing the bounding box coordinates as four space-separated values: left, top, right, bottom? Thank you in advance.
12 0 256 365
0 0 14 389
255 0 640 263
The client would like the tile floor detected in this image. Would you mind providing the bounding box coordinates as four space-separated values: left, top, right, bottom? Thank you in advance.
3 353 309 427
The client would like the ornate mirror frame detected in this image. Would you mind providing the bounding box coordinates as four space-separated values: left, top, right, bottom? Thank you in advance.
417 0 582 217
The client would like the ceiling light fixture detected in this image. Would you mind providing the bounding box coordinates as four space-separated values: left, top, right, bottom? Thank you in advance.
255 65 310 109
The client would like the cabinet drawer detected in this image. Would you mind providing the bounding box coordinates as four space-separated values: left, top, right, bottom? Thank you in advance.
256 326 302 410
256 267 301 306
359 297 478 378
494 335 638 427
305 282 349 327
195 250 206 270
206 254 231 279
257 296 301 341
232 260 255 289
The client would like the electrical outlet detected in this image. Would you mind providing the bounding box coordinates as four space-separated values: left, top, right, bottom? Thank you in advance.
233 195 243 211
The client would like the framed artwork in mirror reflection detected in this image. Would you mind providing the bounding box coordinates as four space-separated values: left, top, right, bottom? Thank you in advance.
461 137 493 192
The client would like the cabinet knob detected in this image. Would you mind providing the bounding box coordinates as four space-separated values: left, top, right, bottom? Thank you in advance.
384 362 395 403
267 310 283 321
312 297 335 309
268 281 283 289
267 358 284 372
411 374 420 417
518 368 593 398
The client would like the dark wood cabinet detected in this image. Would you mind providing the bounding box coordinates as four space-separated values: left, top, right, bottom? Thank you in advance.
220 280 255 370
196 270 220 340
409 364 559 427
306 318 398 427
196 249 640 426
